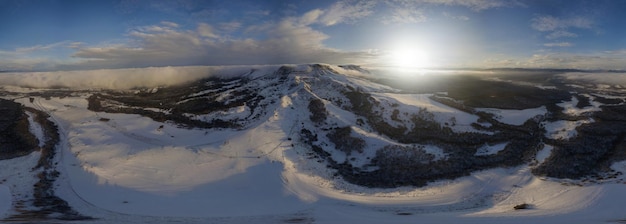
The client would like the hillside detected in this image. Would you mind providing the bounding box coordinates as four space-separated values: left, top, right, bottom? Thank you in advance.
1 64 626 223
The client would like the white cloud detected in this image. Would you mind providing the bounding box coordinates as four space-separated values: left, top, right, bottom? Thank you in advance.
300 9 324 26
421 0 523 11
0 65 297 89
384 7 427 24
68 42 85 49
219 21 242 32
161 21 179 28
0 58 56 71
383 1 426 24
318 0 375 26
543 42 572 47
546 30 577 39
0 41 75 71
0 66 215 89
485 50 626 70
559 72 626 86
46 0 384 71
531 15 592 32
443 12 469 21
62 17 376 70
1 0 533 71
296 0 375 27
197 23 219 39
383 0 517 24
14 41 68 53
531 15 593 51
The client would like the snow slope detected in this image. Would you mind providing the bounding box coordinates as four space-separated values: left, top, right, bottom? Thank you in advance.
0 185 8 218
373 93 483 133
1 65 626 223
476 106 547 126
0 151 42 219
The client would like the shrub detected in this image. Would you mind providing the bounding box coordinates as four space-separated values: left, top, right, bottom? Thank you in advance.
514 203 531 210
327 126 365 154
308 98 327 124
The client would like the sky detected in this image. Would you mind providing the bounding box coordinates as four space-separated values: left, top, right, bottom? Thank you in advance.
0 0 625 71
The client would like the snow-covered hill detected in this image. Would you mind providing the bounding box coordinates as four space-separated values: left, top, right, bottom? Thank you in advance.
1 64 626 223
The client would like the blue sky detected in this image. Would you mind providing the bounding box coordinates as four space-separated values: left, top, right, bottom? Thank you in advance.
1 0 625 71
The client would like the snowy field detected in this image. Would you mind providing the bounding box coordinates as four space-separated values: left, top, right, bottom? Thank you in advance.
0 94 622 224
1 66 626 223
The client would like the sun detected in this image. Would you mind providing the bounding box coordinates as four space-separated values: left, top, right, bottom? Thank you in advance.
390 47 431 68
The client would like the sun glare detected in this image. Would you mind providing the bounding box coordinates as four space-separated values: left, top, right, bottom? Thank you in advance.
390 48 431 69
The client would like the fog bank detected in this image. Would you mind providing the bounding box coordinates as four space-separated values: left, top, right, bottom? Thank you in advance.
559 72 626 86
0 66 270 90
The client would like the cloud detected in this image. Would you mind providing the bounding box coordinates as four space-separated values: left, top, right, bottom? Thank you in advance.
14 42 68 53
384 5 427 24
0 58 57 71
161 21 179 28
1 0 531 71
421 0 523 11
219 21 242 32
543 42 572 47
68 42 85 49
318 0 375 26
0 41 74 71
443 12 469 21
486 50 626 70
383 0 519 24
62 15 376 70
546 30 577 39
197 23 219 39
531 15 593 50
0 66 269 90
531 15 592 32
559 72 626 87
40 0 383 71
296 0 375 26
300 9 324 26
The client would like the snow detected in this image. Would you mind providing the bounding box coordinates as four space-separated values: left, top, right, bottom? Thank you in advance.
422 145 447 160
543 119 593 140
476 106 546 126
374 93 483 133
591 93 626 101
475 142 508 156
7 96 297 218
0 185 10 218
0 110 622 223
557 96 602 116
25 111 46 147
3 67 626 223
186 104 251 123
541 95 602 140
535 145 553 164
468 172 603 217
0 151 42 218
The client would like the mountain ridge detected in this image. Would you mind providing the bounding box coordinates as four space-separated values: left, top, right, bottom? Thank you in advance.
1 64 626 222
75 64 626 187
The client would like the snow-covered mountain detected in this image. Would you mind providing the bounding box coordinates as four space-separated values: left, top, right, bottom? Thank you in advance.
1 64 626 223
